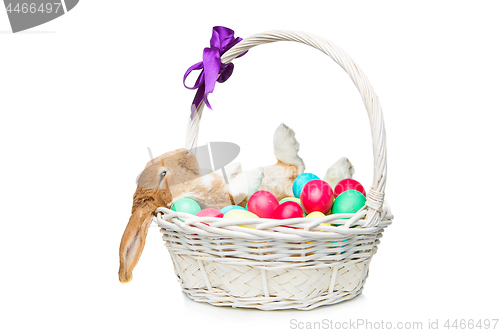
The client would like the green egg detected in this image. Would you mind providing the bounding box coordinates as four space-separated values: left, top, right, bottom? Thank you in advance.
172 198 201 222
332 190 366 215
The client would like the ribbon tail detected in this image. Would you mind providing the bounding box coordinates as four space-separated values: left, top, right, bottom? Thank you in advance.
203 93 212 110
203 47 222 94
190 104 197 120
191 81 206 113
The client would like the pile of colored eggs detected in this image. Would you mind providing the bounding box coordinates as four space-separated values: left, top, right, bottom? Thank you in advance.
292 173 367 217
170 174 368 225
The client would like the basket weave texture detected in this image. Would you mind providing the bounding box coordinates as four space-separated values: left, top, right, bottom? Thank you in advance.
154 30 393 310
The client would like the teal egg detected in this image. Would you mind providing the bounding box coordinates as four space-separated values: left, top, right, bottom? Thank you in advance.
332 190 366 214
172 198 201 221
292 173 320 198
331 239 348 255
220 205 246 215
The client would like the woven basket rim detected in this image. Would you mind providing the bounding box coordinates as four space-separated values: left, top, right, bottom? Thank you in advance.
154 204 392 241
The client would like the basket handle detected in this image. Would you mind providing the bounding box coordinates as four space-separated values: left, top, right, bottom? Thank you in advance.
185 30 388 226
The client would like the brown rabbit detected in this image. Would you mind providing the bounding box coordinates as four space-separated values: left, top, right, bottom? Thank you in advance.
118 148 247 283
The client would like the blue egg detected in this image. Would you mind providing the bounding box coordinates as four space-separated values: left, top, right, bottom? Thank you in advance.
292 173 320 198
220 205 246 215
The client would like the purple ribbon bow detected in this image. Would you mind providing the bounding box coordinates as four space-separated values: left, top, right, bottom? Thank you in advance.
183 26 247 119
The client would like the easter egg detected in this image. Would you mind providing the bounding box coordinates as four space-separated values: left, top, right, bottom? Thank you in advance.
223 209 258 229
279 197 301 205
223 209 259 219
306 211 332 228
292 173 320 198
332 190 366 214
220 205 246 215
172 198 201 215
279 197 305 216
333 178 366 198
271 201 304 220
247 191 279 218
196 208 223 218
300 179 334 215
306 211 326 218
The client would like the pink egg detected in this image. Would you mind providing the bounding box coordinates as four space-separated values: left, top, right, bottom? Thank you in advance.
247 191 279 218
333 179 366 198
272 201 304 220
195 208 223 218
300 179 334 215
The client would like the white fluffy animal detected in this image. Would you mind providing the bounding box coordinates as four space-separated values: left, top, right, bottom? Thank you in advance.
323 157 355 189
259 124 305 200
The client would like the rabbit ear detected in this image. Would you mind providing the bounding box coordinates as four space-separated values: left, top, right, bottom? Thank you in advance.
118 200 156 283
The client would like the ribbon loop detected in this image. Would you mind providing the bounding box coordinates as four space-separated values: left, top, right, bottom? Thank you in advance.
183 26 247 119
183 62 204 90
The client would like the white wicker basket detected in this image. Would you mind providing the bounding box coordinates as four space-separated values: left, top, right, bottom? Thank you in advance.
154 30 393 310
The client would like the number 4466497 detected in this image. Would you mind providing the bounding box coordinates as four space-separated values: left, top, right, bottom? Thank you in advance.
444 319 498 330
6 3 62 14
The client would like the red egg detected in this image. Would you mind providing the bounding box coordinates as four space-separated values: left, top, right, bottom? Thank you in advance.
195 208 223 218
333 179 366 198
271 201 304 220
247 191 279 218
300 179 334 215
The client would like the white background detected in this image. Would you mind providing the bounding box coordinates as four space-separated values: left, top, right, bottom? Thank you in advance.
1 1 499 332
